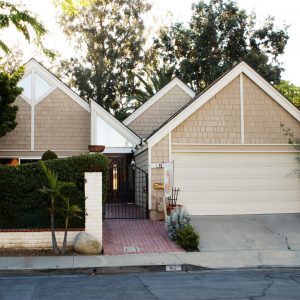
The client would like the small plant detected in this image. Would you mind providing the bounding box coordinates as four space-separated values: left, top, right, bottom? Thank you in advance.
167 207 191 240
58 195 82 254
176 224 200 251
42 150 58 161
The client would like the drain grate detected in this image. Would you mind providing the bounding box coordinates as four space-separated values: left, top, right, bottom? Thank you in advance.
124 246 140 253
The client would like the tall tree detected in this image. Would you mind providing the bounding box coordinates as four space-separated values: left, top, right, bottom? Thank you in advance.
58 0 151 114
151 0 289 92
276 80 300 110
0 0 53 57
115 65 175 121
0 66 24 137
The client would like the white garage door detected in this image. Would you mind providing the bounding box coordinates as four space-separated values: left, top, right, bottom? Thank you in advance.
173 152 300 215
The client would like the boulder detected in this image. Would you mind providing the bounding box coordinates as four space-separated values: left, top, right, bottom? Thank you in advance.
73 232 102 255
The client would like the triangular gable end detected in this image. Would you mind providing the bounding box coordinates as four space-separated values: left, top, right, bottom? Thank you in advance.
20 59 90 112
90 100 141 147
147 61 300 147
123 77 195 126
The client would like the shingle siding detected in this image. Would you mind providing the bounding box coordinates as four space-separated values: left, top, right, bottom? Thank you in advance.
34 88 90 151
172 77 241 144
128 85 192 138
0 97 31 150
244 75 300 143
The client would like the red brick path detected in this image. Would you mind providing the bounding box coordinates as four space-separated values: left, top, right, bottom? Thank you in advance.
103 220 184 255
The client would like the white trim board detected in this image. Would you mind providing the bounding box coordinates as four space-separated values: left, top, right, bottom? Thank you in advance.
23 59 90 112
90 100 141 146
172 150 300 153
123 78 195 125
147 62 300 147
103 147 133 154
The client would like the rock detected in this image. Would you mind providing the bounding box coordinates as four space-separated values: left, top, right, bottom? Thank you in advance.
73 232 102 255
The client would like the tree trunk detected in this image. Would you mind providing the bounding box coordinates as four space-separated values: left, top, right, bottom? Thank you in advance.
50 199 60 254
61 217 69 254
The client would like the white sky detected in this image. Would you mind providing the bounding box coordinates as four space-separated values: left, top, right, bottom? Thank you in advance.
3 0 300 85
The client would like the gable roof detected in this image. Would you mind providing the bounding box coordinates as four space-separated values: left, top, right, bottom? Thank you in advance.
123 77 195 126
24 58 141 146
23 58 90 112
146 61 300 147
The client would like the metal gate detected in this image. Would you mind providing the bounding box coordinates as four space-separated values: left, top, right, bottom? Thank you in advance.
104 160 148 219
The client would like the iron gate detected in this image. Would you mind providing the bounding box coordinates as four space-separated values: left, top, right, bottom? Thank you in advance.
104 161 148 219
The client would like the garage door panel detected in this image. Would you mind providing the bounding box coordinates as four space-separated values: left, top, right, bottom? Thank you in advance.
175 178 244 190
173 152 300 215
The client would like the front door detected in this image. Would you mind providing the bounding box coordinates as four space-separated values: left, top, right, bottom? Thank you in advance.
104 153 148 219
108 154 133 204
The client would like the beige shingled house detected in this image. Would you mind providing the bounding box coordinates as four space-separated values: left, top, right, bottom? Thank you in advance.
1 59 300 220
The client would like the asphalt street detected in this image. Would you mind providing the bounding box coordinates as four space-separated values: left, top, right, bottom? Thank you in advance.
1 268 300 300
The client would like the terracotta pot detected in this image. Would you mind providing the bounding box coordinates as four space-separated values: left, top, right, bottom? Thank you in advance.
88 145 105 153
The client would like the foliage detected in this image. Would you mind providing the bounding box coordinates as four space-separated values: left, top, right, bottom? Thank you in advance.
276 81 300 109
280 123 300 177
54 0 95 15
42 150 58 161
0 66 24 137
167 207 191 241
116 65 176 121
0 45 23 74
0 154 108 229
134 65 176 104
151 0 289 92
59 195 82 253
175 224 199 251
58 0 151 117
0 0 54 58
40 161 77 254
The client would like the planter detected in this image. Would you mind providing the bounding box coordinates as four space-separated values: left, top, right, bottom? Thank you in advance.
88 145 105 153
167 204 183 215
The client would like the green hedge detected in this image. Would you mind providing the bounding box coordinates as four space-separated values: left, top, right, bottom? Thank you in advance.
0 154 108 229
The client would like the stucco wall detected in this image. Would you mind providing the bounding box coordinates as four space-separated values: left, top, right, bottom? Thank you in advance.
244 75 300 143
128 85 192 138
172 77 241 144
0 97 31 150
34 88 90 151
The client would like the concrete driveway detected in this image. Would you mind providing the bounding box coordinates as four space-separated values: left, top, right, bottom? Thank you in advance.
191 214 300 252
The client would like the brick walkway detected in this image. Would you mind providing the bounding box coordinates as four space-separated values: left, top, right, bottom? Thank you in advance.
103 220 184 255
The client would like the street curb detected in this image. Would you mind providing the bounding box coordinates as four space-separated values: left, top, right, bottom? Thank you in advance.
0 264 210 276
1 265 300 277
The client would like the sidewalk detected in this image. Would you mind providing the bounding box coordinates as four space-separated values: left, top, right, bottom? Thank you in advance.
1 250 300 275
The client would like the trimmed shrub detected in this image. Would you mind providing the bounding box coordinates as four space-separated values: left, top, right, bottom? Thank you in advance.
167 207 191 240
42 150 58 160
0 154 108 229
176 224 200 251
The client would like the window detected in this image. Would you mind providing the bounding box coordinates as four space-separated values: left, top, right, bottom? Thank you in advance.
96 116 132 147
112 163 118 191
20 159 40 164
18 72 53 104
0 158 19 166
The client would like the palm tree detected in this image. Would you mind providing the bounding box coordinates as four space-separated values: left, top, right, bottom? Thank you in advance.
59 195 82 254
40 161 75 254
134 65 176 104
